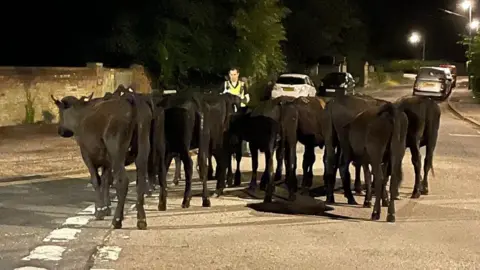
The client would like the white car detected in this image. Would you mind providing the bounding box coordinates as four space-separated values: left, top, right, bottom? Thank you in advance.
271 73 317 99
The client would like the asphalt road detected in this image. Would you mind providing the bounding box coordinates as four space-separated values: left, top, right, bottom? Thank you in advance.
3 87 480 270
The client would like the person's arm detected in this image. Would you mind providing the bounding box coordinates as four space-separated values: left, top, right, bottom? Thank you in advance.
242 81 250 103
221 81 229 94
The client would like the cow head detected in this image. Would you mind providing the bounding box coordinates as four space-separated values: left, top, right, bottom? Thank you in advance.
51 92 93 138
113 84 136 97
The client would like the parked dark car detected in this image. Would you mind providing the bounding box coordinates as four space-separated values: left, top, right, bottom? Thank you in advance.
317 72 356 97
413 67 453 100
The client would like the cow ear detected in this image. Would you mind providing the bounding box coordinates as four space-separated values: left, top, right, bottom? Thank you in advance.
51 95 62 106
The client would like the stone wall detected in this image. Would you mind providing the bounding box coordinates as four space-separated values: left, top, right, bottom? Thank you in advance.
0 63 151 126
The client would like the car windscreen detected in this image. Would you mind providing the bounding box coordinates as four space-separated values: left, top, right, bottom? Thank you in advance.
322 73 347 84
418 69 446 79
276 76 306 85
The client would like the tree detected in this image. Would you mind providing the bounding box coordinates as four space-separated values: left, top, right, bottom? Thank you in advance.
461 34 480 97
231 0 289 81
283 0 367 69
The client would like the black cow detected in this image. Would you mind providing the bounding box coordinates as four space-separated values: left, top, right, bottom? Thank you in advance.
112 85 158 197
157 92 212 208
51 92 150 230
323 95 390 205
226 97 295 202
339 101 408 222
394 96 440 199
272 96 328 194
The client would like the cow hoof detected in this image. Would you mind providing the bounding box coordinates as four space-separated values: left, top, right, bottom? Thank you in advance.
371 212 380 221
226 181 233 187
173 179 180 186
158 203 167 211
382 200 389 207
202 199 211 207
363 201 372 208
181 199 191 208
347 198 358 205
104 207 112 216
112 219 122 229
410 191 421 199
215 188 224 197
300 187 309 196
420 188 429 195
95 210 105 220
326 197 335 204
259 184 267 191
137 219 147 230
386 214 396 223
233 180 242 187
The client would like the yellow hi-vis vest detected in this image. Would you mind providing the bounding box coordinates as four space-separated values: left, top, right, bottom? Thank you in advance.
225 80 246 107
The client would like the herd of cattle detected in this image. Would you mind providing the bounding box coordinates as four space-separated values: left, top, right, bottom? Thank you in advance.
50 85 441 230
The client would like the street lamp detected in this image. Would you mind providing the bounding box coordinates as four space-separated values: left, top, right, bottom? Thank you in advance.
460 0 475 89
469 18 480 31
408 31 425 61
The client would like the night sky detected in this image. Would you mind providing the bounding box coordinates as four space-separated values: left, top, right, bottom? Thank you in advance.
0 0 475 67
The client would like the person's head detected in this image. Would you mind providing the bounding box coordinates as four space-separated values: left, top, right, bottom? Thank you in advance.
228 67 240 82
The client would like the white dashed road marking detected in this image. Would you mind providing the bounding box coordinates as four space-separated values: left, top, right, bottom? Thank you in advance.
96 246 122 261
14 267 48 270
22 245 66 261
63 216 93 227
43 228 82 243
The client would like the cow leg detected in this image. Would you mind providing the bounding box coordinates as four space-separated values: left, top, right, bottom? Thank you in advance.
381 163 389 207
362 163 373 208
301 145 315 194
226 147 234 186
100 167 112 216
173 156 181 185
180 151 193 208
421 139 437 196
323 145 337 204
197 116 211 208
207 154 215 180
264 148 275 203
285 139 298 201
249 144 259 190
354 163 363 195
338 157 357 205
234 143 243 187
274 141 284 183
371 163 383 221
410 143 423 199
214 151 228 196
157 149 168 212
80 150 106 220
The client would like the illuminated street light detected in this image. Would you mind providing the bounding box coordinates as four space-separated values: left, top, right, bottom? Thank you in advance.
469 19 480 30
408 31 425 61
461 0 472 10
408 32 421 44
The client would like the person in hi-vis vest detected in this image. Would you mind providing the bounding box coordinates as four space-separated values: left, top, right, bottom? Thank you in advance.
222 67 251 157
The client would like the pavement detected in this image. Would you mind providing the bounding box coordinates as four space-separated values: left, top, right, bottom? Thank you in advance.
3 86 480 270
448 87 480 126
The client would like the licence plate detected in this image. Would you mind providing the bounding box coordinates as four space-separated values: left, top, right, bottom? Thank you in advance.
421 82 435 87
326 89 335 92
283 87 294 91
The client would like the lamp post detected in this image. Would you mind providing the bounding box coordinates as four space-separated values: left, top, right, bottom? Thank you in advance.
408 32 425 61
461 1 475 89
